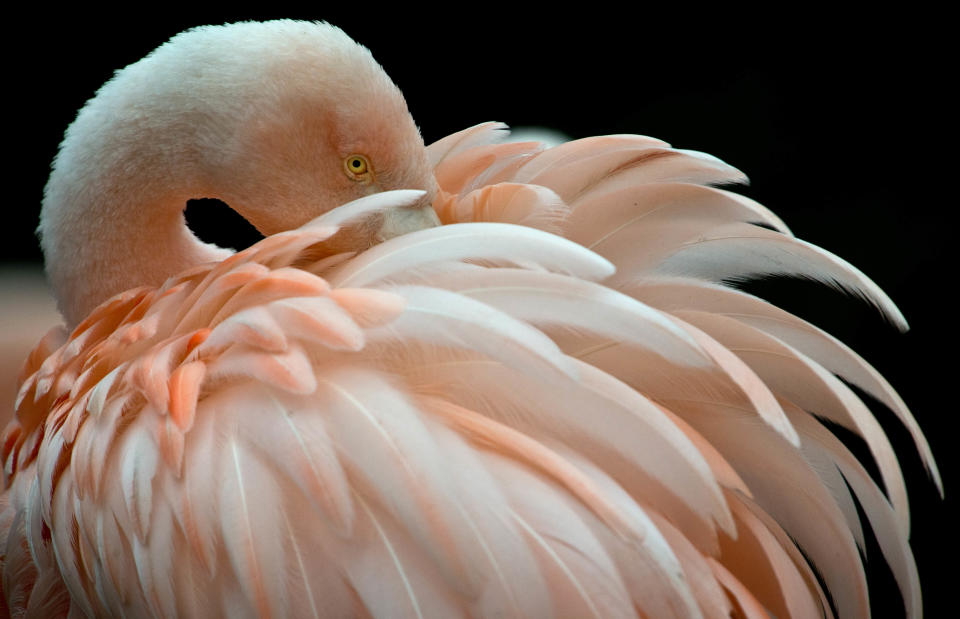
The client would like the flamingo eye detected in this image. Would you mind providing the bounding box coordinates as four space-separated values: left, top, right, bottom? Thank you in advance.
344 154 371 180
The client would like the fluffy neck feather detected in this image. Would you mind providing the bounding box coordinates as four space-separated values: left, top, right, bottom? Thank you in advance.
40 143 231 326
40 62 251 327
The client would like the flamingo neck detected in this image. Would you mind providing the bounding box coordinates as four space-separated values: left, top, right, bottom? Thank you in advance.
40 153 232 329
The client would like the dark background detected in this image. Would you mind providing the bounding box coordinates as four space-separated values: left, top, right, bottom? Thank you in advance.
5 8 953 616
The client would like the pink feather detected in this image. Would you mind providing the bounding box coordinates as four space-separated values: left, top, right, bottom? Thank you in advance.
0 20 940 619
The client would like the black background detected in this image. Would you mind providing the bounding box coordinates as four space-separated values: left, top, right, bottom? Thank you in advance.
5 7 953 616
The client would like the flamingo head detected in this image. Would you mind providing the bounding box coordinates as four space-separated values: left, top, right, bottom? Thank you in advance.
39 20 441 325
198 21 440 249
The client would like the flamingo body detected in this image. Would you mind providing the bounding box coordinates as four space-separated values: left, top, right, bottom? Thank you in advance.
0 21 940 618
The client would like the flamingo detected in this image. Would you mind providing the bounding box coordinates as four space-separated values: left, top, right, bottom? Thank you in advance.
0 19 942 618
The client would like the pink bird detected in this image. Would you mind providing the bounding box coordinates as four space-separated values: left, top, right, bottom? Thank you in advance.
0 20 941 618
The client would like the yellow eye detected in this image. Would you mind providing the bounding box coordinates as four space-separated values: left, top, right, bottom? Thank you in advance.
344 154 370 179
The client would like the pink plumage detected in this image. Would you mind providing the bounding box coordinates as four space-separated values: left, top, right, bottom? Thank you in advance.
0 20 940 618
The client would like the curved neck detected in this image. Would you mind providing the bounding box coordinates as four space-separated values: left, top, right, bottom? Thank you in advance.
36 21 427 329
40 143 231 328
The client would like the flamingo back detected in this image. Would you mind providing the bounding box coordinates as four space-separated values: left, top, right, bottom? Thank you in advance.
0 123 936 618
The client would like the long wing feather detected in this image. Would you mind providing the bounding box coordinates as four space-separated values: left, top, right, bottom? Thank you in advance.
634 276 941 492
675 309 911 533
785 400 922 617
521 146 746 203
325 223 614 288
390 350 732 553
720 489 824 619
417 267 710 367
650 222 908 330
565 182 789 249
669 398 870 619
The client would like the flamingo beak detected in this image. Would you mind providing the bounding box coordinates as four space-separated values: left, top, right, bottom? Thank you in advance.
375 193 441 242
